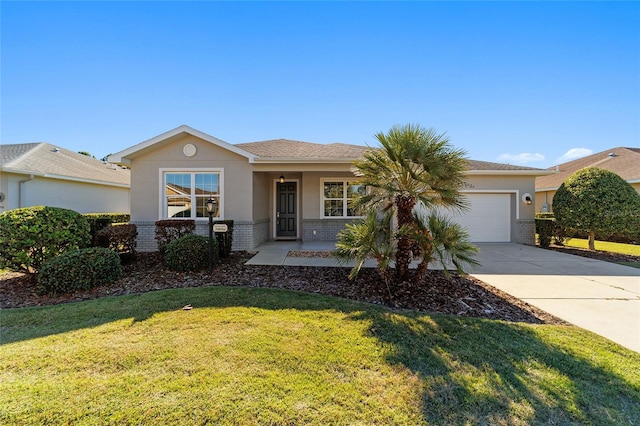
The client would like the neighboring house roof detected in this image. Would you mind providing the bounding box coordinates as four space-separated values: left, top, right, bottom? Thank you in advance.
536 147 640 191
1 143 130 187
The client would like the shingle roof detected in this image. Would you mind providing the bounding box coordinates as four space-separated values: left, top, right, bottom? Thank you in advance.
536 147 640 190
236 139 371 159
1 143 130 187
466 159 543 171
236 139 546 172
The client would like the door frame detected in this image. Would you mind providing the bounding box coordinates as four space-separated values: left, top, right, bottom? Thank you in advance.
272 178 300 240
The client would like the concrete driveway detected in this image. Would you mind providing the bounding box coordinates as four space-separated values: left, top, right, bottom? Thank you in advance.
470 243 640 353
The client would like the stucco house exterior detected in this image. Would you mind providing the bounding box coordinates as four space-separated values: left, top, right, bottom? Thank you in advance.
0 143 130 214
108 125 550 252
535 147 640 212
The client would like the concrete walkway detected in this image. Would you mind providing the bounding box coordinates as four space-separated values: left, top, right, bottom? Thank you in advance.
246 241 640 352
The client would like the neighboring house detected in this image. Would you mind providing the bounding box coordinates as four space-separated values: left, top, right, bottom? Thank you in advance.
108 125 550 252
535 147 640 212
0 143 130 214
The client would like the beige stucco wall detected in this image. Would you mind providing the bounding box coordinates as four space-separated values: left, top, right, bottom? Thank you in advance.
0 171 129 214
129 134 253 222
536 181 640 213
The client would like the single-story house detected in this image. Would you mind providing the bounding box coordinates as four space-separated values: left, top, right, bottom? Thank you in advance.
0 143 130 214
535 147 640 212
108 125 550 252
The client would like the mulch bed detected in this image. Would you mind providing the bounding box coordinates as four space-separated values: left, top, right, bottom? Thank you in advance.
5 244 635 325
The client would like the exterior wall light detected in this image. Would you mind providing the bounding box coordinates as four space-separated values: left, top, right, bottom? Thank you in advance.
279 174 286 184
522 193 533 205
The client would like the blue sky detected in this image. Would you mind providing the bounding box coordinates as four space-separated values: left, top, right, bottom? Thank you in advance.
2 1 638 167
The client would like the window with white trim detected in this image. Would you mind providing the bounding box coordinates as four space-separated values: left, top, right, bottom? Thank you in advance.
164 171 222 219
321 179 366 218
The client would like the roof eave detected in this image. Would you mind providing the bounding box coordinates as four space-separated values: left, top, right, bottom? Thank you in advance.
1 167 130 188
250 157 359 164
465 169 555 176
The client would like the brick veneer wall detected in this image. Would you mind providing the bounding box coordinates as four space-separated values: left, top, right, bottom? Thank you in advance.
132 219 270 252
302 218 358 241
515 219 536 245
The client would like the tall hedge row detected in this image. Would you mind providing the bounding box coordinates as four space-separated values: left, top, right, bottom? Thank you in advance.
0 206 91 273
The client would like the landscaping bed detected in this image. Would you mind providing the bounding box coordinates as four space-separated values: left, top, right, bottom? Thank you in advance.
1 250 570 325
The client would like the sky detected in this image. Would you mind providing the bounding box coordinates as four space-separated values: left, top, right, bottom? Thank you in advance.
1 1 638 168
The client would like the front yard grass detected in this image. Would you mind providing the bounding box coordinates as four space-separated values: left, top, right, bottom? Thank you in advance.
2 286 639 425
564 238 640 256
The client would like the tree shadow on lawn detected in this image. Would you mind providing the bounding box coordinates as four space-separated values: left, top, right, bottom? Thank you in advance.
2 286 639 424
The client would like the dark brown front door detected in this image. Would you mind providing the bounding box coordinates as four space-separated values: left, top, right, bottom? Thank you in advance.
276 182 297 238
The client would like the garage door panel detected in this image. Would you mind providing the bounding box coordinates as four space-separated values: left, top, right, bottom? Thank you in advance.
418 194 511 242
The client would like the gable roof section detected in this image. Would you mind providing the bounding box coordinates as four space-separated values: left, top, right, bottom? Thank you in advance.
1 143 130 187
108 125 255 165
536 147 640 190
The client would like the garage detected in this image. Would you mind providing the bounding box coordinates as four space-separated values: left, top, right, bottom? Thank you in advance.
451 193 511 242
421 193 511 243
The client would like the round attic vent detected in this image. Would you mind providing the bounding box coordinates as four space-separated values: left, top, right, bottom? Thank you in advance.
183 143 197 157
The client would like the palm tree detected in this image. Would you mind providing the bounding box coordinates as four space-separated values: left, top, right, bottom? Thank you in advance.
335 124 478 285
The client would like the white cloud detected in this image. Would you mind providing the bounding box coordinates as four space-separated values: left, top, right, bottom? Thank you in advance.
496 152 545 164
556 148 593 163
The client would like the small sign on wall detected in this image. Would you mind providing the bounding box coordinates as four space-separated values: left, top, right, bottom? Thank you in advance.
213 224 228 233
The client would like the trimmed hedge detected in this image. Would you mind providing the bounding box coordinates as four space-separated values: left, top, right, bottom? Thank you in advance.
155 220 196 255
38 247 121 295
0 206 91 274
535 218 555 248
95 224 138 258
164 234 217 272
83 213 131 246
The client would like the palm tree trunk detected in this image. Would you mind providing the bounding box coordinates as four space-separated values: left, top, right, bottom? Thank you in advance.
395 195 415 281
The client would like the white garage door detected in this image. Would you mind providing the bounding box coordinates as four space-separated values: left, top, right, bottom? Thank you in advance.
451 193 511 242
419 193 511 242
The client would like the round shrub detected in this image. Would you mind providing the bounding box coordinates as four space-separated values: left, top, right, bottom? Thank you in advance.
164 234 217 272
37 247 122 295
0 206 91 274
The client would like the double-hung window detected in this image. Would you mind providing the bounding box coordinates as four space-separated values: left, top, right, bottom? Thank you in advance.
321 179 365 218
163 170 222 219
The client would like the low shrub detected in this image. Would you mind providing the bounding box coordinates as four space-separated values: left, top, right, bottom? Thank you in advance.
0 206 91 274
95 224 138 259
164 234 216 272
83 213 131 245
535 218 555 248
38 247 121 295
155 220 195 254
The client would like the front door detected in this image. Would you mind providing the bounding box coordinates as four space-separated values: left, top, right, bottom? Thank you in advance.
276 182 297 238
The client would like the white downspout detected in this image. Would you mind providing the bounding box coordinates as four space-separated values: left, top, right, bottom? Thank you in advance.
18 174 35 208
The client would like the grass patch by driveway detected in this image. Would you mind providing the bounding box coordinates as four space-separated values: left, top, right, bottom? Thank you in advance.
2 286 639 425
564 238 640 256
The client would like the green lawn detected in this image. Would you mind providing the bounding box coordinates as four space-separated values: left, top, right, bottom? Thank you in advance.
564 238 640 256
2 287 639 425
